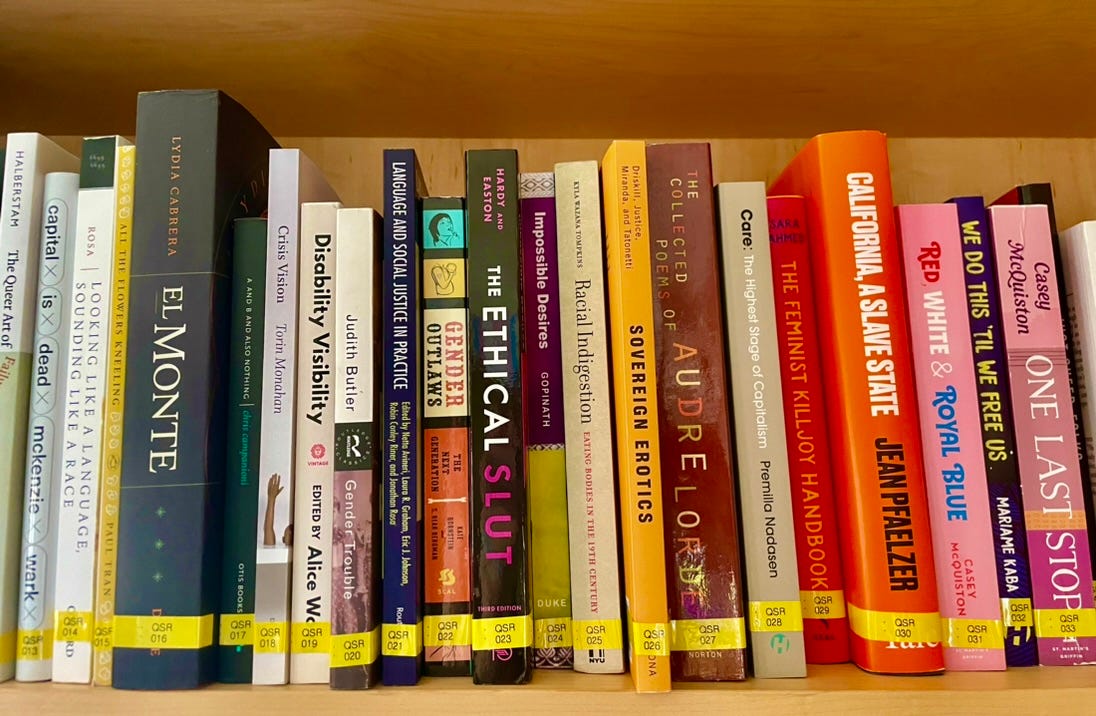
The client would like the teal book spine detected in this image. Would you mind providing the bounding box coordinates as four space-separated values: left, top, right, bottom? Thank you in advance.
218 218 267 682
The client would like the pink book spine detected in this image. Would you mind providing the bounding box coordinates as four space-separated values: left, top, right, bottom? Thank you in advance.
898 204 1006 671
990 204 1096 666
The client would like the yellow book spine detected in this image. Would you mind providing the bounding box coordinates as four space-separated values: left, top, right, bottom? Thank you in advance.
601 140 671 693
91 144 136 686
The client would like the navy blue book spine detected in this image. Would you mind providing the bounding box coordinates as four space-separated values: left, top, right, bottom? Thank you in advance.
951 195 1038 666
113 90 276 689
380 149 425 685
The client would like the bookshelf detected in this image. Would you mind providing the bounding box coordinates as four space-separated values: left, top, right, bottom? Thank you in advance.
5 0 1096 710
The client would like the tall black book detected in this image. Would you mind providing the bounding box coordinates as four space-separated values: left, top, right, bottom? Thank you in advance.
114 90 277 690
465 149 531 684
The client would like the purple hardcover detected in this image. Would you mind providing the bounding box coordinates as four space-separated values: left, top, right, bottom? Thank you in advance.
951 196 1038 666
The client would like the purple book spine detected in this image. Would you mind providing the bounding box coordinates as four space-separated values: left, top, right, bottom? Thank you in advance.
519 173 573 669
951 196 1038 666
990 204 1096 666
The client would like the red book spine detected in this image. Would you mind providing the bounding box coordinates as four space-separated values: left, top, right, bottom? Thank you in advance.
768 195 851 664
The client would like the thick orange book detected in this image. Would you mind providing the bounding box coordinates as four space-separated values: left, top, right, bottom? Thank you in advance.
770 131 944 674
601 140 672 692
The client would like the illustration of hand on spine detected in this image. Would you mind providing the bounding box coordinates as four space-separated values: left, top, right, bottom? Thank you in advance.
263 473 284 546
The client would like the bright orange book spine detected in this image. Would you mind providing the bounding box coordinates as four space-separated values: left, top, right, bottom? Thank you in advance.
770 131 943 674
601 140 672 692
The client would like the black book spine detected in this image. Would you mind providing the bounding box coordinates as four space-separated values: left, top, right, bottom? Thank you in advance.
465 149 531 684
114 90 276 690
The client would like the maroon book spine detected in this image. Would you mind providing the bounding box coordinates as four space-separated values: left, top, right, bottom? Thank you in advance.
647 142 747 681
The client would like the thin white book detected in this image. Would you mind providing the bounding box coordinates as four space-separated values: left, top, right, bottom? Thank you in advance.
553 161 625 674
716 181 805 678
253 150 339 684
15 171 79 682
1058 220 1096 542
51 136 130 684
0 134 79 683
289 200 341 683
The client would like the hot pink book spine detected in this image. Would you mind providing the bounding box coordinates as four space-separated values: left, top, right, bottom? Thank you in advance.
897 204 1006 671
990 204 1096 666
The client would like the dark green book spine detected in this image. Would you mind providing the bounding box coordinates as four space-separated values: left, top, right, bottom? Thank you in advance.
114 90 276 690
218 218 267 682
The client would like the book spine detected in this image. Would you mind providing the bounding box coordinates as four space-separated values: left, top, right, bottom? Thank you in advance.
646 144 747 682
990 204 1096 665
520 173 573 670
52 137 123 684
768 195 850 665
90 145 135 686
716 182 805 678
421 197 473 677
14 171 79 681
769 131 944 674
897 203 1005 671
951 195 1037 666
114 91 275 690
217 218 267 682
289 201 340 683
330 208 381 689
466 148 532 684
601 140 671 693
254 150 338 685
380 150 424 685
994 186 1096 603
553 160 626 675
1 135 77 682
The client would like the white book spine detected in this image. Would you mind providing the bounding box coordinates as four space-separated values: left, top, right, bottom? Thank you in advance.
51 139 125 684
289 201 340 683
331 207 379 683
254 150 338 684
716 182 804 678
15 171 79 682
0 134 78 683
1059 221 1096 537
553 161 625 674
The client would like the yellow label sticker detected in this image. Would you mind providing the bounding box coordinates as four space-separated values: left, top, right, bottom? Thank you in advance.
54 611 94 644
631 621 669 657
847 603 942 643
331 628 380 668
670 618 746 652
1002 598 1034 628
943 617 1004 650
800 590 847 620
219 614 254 647
424 614 472 649
381 623 422 657
534 617 573 650
113 614 215 650
291 622 331 655
93 619 113 651
571 619 623 652
0 631 14 661
1034 608 1096 639
17 629 53 661
472 615 533 651
254 621 288 654
749 601 804 633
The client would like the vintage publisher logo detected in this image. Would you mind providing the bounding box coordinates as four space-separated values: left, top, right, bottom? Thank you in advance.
310 443 326 460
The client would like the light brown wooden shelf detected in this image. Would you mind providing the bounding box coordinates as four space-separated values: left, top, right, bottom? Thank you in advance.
5 1 1096 137
2 664 1096 714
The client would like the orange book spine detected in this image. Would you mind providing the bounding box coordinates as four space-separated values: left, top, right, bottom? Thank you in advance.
770 131 943 674
601 140 672 692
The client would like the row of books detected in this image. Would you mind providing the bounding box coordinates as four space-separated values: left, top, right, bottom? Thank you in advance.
2 90 1096 694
